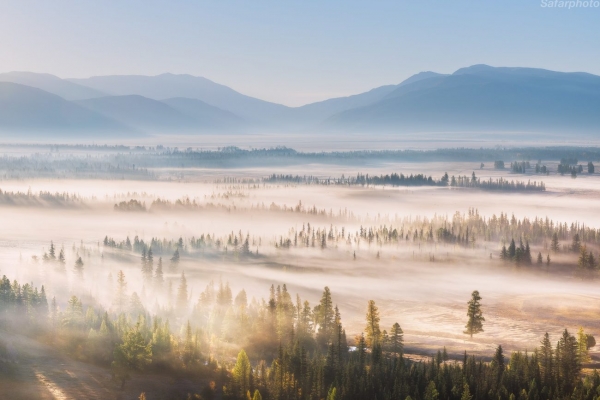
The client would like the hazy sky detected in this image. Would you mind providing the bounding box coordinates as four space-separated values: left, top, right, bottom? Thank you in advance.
1 1 598 106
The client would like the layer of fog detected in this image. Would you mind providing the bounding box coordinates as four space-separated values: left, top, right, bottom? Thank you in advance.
2 169 600 359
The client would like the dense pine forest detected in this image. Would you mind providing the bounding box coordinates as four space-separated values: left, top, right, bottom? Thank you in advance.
1 273 599 400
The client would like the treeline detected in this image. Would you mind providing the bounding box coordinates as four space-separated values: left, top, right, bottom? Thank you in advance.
102 206 600 269
272 208 600 255
3 274 600 400
0 154 156 180
263 172 545 192
0 188 85 207
2 145 599 180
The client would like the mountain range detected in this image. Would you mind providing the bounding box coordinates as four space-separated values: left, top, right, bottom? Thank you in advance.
0 65 599 138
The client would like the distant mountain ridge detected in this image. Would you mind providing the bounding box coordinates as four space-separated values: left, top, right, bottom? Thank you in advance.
0 72 107 101
0 65 599 137
0 82 132 136
325 65 600 133
68 73 288 123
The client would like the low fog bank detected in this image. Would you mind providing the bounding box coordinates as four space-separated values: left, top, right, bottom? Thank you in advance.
2 173 600 358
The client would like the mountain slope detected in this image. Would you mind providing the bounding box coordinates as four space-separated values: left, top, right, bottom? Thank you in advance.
161 97 246 130
77 95 247 132
326 65 600 133
76 95 198 132
0 82 131 136
0 72 106 101
69 73 288 123
288 71 448 125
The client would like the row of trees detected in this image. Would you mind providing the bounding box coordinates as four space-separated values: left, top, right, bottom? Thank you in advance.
263 172 546 192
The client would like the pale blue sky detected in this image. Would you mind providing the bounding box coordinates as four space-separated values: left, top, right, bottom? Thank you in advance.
0 1 598 106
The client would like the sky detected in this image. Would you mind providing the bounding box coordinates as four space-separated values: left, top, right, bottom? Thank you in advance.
0 0 598 106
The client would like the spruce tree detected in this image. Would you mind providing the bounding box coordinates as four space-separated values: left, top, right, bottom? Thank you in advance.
578 246 589 269
464 290 484 338
461 382 472 400
154 257 164 289
176 272 188 314
577 327 590 363
551 232 560 253
500 245 508 260
524 241 532 264
316 287 335 345
589 252 597 270
572 234 581 253
539 332 554 387
145 247 154 281
49 241 56 260
170 248 180 269
114 270 128 313
365 300 381 347
556 329 580 393
390 322 404 356
508 239 516 259
232 349 252 398
74 256 84 279
424 381 439 400
492 345 505 384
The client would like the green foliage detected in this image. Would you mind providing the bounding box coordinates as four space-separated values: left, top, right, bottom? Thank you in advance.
232 349 252 398
365 300 381 347
464 290 484 338
112 322 152 388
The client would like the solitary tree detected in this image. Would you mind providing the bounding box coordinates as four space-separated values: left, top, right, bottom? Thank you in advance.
464 290 484 338
365 300 381 347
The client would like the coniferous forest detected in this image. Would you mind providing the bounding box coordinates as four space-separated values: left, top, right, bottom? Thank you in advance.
1 145 600 400
2 2 600 397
